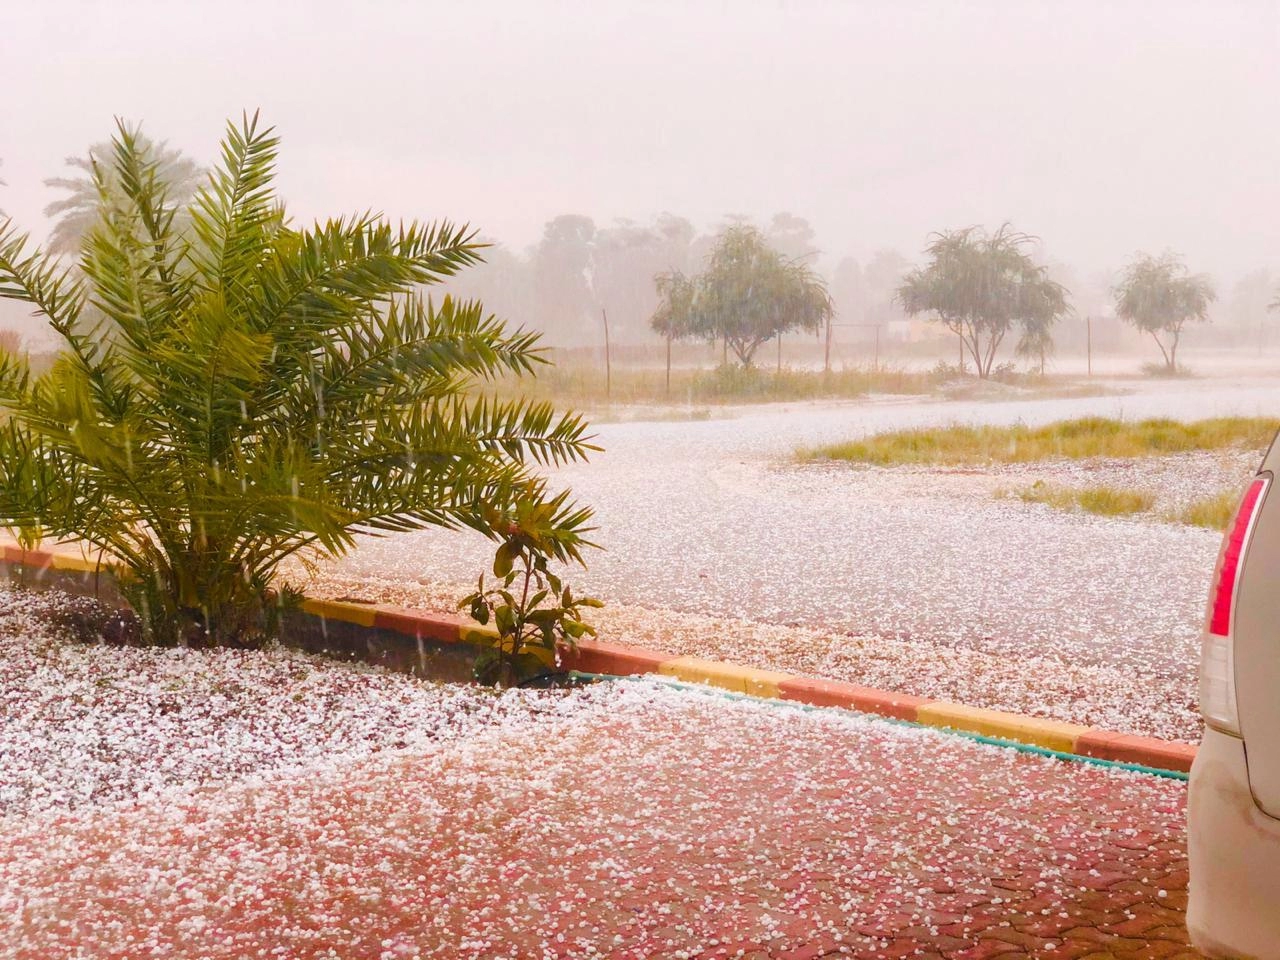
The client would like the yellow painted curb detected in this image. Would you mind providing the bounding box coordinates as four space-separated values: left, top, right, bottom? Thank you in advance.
2 540 120 576
917 701 1090 754
48 552 109 575
658 656 794 698
300 597 379 627
459 625 501 647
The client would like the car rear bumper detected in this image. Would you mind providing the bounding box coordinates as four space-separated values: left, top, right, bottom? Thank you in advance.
1188 725 1280 959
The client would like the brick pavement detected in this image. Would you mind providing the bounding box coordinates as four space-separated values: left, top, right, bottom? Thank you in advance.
0 683 1200 959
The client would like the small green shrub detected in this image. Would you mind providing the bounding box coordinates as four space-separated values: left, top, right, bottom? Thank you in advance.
1141 360 1194 379
462 489 602 687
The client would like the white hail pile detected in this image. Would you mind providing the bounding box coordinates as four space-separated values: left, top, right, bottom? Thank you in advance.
299 571 1202 743
288 382 1280 746
0 587 542 819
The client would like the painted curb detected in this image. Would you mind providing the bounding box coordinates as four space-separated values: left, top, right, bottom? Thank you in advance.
0 538 1200 775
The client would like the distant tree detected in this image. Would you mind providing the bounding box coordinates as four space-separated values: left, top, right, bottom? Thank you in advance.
530 214 597 344
862 249 912 340
897 225 1068 379
593 219 669 343
1224 269 1275 353
651 225 832 368
766 212 818 262
653 212 695 264
1113 252 1215 373
44 135 204 257
650 269 697 389
438 237 532 327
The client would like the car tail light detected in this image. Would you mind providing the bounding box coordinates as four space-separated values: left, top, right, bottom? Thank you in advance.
1201 476 1269 734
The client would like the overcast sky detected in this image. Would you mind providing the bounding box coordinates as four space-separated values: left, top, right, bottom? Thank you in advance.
4 0 1279 283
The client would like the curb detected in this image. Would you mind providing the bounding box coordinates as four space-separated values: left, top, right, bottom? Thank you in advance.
0 539 1198 776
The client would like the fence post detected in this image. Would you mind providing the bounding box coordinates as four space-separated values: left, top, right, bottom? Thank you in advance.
601 308 611 402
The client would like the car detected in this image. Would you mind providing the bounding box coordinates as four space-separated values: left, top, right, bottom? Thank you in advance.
1188 434 1280 958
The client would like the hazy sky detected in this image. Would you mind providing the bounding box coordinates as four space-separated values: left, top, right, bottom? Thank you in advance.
4 0 1279 282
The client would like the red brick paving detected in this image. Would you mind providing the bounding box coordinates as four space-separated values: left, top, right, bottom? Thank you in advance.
0 683 1200 959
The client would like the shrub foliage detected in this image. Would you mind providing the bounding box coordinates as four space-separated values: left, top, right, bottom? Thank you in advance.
0 115 596 645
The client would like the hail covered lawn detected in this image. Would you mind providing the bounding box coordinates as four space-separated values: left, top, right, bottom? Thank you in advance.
294 378 1280 743
0 588 531 817
2 645 1193 960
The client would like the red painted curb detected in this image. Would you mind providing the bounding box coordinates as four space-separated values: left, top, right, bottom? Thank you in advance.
4 546 52 566
0 539 1203 774
1075 731 1197 773
778 676 930 722
561 640 670 676
372 606 470 644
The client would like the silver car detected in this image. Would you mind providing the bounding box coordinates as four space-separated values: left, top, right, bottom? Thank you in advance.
1189 437 1280 957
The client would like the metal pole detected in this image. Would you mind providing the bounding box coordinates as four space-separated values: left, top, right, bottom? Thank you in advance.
824 317 832 374
1086 315 1092 377
601 308 611 402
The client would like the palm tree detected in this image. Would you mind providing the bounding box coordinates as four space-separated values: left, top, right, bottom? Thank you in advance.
44 134 204 257
0 114 596 646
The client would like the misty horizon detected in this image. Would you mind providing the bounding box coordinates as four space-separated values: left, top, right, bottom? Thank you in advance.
4 1 1278 279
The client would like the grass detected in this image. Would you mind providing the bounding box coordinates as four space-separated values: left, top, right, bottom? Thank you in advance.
1169 489 1243 531
490 362 941 408
1010 481 1156 518
800 416 1280 466
1006 480 1249 530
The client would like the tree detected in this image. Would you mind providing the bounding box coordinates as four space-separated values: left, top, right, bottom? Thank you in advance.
1015 320 1055 375
1225 269 1274 354
650 269 697 390
44 135 204 257
592 219 667 343
651 225 832 367
0 115 596 646
530 214 597 344
1113 252 1215 373
897 225 1068 379
765 212 817 262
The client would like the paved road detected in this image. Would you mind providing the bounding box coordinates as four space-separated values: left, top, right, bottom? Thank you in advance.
327 378 1280 679
1 682 1199 959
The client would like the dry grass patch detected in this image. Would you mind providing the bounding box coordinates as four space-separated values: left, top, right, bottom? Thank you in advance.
490 362 939 408
1168 488 1244 531
1008 481 1156 518
800 416 1280 466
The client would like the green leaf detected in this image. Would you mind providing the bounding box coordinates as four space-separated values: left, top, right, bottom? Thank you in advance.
493 541 516 578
